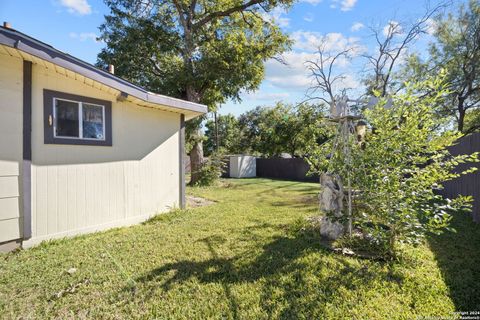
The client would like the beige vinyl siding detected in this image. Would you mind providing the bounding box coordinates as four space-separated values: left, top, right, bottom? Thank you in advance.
23 59 180 246
0 53 23 243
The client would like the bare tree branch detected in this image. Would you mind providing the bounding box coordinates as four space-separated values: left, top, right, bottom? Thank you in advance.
193 0 265 29
305 42 354 106
363 1 449 96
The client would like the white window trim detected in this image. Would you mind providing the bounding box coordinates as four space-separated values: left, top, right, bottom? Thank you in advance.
53 97 106 141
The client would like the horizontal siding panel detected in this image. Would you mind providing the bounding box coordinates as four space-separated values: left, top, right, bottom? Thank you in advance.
0 218 22 242
0 176 19 198
0 53 22 243
0 161 19 176
0 197 20 220
35 166 48 237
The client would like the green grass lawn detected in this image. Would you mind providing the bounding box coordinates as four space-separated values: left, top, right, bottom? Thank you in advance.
1 178 479 319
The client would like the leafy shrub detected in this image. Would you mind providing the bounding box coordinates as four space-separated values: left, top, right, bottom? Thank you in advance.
191 152 225 187
307 74 478 258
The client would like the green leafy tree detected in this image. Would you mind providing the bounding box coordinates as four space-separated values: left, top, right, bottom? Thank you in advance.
242 103 297 156
399 1 480 133
237 102 328 157
307 75 478 258
361 4 446 97
236 106 265 155
204 113 242 156
429 0 480 133
463 109 480 134
97 0 293 184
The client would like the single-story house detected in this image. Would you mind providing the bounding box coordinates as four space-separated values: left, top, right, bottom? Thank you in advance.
0 24 207 251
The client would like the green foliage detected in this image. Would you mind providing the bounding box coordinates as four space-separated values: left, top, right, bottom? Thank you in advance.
398 1 480 132
97 0 294 185
201 103 330 157
191 152 225 186
236 102 330 157
308 75 478 258
97 0 292 108
464 109 480 134
204 114 242 156
430 0 480 132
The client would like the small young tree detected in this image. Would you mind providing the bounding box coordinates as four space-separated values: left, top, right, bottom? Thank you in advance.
307 74 478 258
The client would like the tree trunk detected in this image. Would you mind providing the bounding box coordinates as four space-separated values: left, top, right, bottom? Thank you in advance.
190 135 204 185
181 16 205 185
186 86 205 186
458 99 465 133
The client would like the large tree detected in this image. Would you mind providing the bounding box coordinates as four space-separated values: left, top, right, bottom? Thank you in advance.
362 2 447 97
237 102 328 157
428 0 480 133
397 1 480 133
97 0 293 184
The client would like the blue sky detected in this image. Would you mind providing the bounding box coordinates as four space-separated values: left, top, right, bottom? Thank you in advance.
0 0 462 116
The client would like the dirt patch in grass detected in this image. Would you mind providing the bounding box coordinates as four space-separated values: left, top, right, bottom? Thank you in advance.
186 195 215 208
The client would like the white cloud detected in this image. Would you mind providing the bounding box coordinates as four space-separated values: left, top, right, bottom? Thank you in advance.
300 0 323 4
261 31 365 95
383 20 403 37
69 32 101 43
59 0 92 15
424 18 437 35
330 0 358 12
340 0 357 11
262 7 290 28
265 53 362 93
303 13 314 22
291 31 365 56
350 22 364 32
265 52 317 89
334 73 361 91
244 92 290 101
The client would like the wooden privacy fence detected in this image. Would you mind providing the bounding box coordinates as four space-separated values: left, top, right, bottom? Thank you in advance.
228 133 480 222
256 158 318 182
440 133 480 223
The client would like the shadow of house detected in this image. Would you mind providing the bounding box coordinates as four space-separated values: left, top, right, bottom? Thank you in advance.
428 213 480 310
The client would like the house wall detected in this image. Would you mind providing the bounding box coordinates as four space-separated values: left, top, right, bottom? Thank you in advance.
0 53 23 244
19 57 181 247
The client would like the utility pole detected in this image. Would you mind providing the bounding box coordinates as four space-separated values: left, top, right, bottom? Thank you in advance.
214 110 219 151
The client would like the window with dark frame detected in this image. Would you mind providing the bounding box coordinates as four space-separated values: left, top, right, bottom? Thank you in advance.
44 89 112 146
54 98 105 140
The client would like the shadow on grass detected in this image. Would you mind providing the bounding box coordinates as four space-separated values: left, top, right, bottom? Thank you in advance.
131 227 392 318
428 213 480 310
271 194 318 209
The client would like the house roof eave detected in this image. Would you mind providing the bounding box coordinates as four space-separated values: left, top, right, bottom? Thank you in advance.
0 26 208 117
